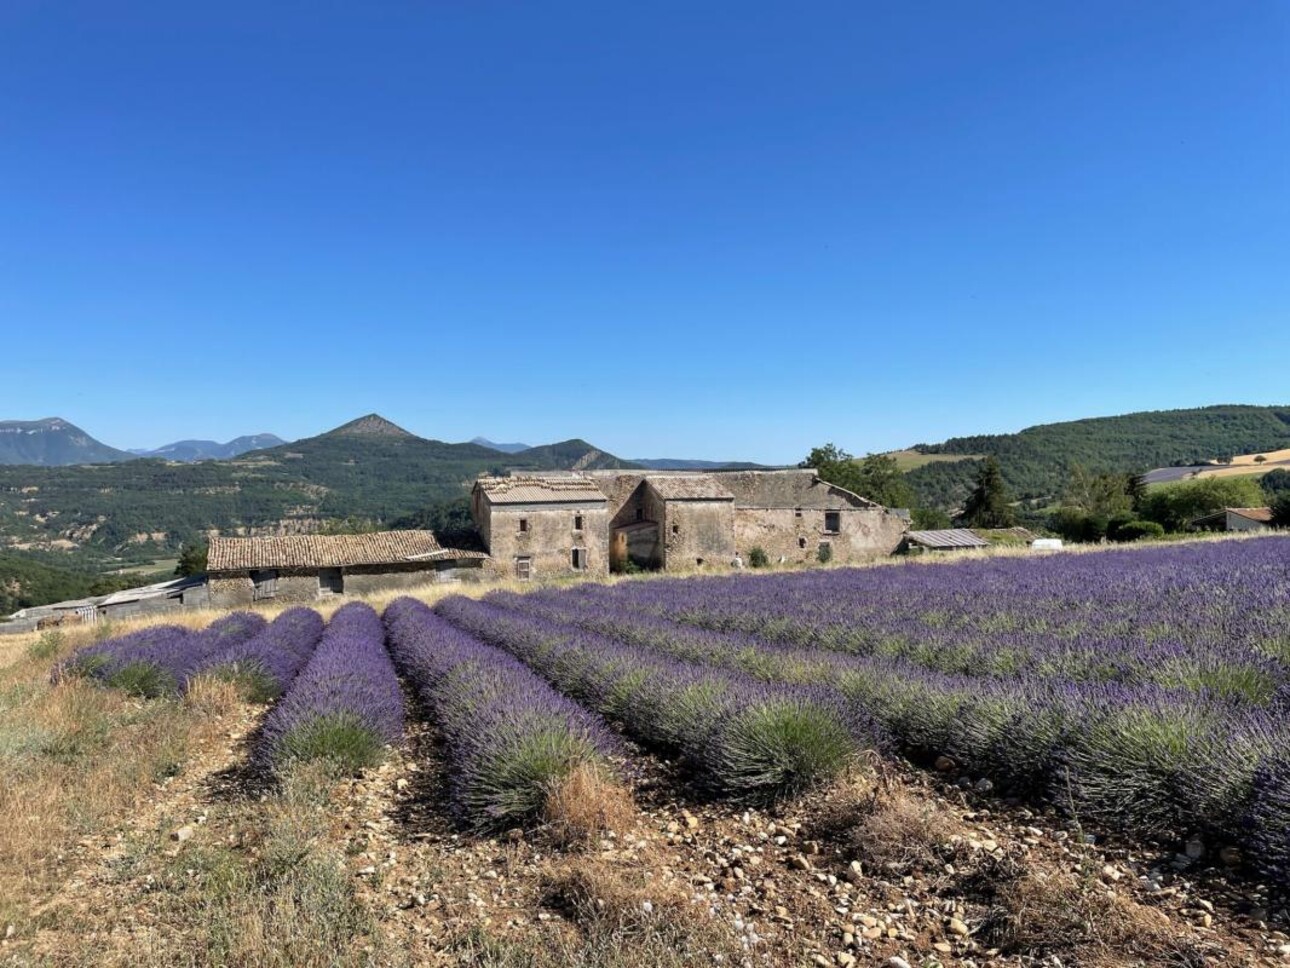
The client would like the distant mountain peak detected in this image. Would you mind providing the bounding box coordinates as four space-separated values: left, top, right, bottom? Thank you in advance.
325 414 416 438
470 436 532 454
0 417 134 466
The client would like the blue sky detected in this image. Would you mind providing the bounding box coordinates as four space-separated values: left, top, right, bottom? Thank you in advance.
1 2 1286 463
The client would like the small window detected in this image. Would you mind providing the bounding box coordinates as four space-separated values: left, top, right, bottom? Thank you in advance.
518 518 529 533
572 548 585 570
825 511 841 533
318 568 343 595
798 537 807 549
696 557 705 566
574 515 584 531
794 507 803 518
635 507 644 522
251 569 278 601
515 556 532 581
672 524 679 535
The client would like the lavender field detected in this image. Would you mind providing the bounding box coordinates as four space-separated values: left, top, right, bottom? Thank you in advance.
432 537 1290 887
56 536 1290 892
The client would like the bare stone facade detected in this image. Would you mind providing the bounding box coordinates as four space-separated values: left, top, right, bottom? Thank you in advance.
472 477 611 580
205 531 488 608
208 560 486 608
475 469 908 576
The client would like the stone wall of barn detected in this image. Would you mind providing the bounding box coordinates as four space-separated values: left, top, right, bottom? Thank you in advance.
483 504 610 580
660 500 736 569
733 506 908 564
208 561 484 608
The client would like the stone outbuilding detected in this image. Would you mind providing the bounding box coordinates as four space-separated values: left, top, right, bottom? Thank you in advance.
471 476 610 580
207 531 486 607
473 468 908 576
1191 507 1274 532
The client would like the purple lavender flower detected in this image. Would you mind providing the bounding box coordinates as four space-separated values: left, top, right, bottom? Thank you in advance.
259 602 403 774
188 607 324 701
384 597 620 829
57 611 266 698
434 596 873 799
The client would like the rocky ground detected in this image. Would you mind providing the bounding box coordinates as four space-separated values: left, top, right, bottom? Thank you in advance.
6 693 1290 968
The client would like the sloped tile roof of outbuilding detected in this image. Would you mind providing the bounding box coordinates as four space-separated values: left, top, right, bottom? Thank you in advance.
474 476 607 504
906 528 991 549
208 530 478 571
645 475 735 501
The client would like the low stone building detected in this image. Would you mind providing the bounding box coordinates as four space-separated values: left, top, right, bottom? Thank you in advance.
471 476 610 580
207 531 486 607
1191 507 1274 532
472 468 908 577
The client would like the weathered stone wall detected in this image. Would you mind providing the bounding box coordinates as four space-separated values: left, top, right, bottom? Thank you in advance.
208 576 253 608
208 561 484 608
734 506 907 564
484 506 611 580
661 501 736 568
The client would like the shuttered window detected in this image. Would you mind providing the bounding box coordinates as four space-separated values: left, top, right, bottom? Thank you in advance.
251 570 278 600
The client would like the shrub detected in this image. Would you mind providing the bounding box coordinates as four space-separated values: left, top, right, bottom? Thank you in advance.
383 597 619 829
816 543 833 564
436 596 871 800
1108 519 1165 542
259 602 403 775
747 546 769 568
27 630 64 661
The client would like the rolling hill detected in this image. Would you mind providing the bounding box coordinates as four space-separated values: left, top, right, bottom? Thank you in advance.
0 414 637 563
0 418 134 466
904 404 1290 510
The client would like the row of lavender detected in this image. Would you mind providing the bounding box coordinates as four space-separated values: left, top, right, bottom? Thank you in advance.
57 610 324 699
434 596 875 799
549 539 1290 700
54 600 619 829
467 538 1290 887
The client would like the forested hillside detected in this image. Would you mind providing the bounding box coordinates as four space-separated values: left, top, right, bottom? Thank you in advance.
905 405 1290 510
0 416 637 563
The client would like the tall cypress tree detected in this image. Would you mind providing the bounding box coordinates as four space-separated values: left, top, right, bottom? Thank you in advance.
960 456 1016 528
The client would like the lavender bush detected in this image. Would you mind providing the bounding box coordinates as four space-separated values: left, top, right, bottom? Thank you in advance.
383 597 619 829
189 607 325 701
58 611 266 698
259 602 403 774
435 596 875 799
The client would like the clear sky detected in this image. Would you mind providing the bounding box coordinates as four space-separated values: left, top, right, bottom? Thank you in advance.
1 2 1286 463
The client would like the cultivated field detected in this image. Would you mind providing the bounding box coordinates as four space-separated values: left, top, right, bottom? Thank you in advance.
3 537 1289 966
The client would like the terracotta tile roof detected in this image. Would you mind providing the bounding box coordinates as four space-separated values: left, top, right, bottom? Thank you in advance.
208 530 462 571
1228 507 1274 523
906 528 991 549
646 475 735 501
474 476 607 505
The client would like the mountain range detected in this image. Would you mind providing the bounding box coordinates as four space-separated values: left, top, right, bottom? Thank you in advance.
127 434 288 462
0 417 756 470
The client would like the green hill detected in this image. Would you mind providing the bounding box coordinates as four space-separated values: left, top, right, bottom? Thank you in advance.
905 404 1290 510
0 415 636 566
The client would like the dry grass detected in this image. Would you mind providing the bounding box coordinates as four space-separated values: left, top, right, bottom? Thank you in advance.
527 857 744 967
882 449 985 471
982 868 1205 966
0 626 216 933
541 764 636 847
832 779 965 875
182 674 244 717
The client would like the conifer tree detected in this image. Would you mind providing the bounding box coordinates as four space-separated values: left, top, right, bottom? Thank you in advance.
960 457 1016 528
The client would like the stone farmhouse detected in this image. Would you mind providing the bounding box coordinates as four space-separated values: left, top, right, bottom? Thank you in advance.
471 468 909 580
207 531 487 608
